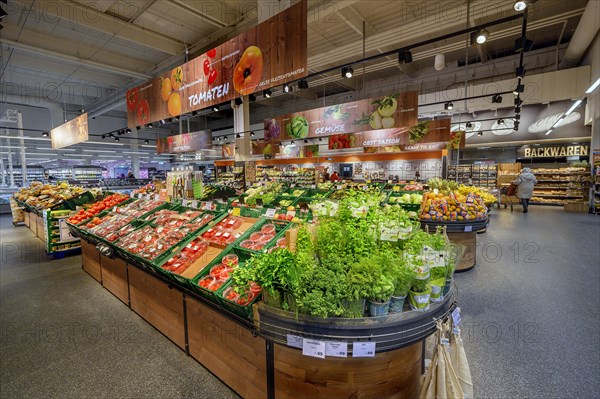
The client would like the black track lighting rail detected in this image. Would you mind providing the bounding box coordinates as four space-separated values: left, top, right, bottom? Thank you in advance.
419 91 514 107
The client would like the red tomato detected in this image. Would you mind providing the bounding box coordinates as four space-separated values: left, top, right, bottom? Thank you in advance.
137 99 150 125
208 68 218 85
203 59 210 76
207 48 217 58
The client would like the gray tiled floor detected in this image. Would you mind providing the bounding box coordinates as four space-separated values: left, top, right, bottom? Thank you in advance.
1 208 599 398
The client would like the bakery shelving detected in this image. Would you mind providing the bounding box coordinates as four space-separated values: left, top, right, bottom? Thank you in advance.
448 164 497 188
530 166 589 206
73 166 103 180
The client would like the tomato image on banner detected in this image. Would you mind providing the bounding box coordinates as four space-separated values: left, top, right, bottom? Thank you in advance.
233 46 264 96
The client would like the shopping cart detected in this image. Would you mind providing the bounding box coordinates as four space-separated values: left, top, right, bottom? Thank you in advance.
498 183 520 211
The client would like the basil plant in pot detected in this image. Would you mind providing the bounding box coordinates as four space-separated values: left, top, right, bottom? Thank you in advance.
390 262 415 314
368 274 395 317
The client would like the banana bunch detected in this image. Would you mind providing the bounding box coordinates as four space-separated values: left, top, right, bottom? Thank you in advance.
457 185 497 204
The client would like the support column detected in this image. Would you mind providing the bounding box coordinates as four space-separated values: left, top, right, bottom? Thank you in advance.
233 97 251 162
131 128 140 178
5 136 15 187
0 146 5 186
17 112 27 186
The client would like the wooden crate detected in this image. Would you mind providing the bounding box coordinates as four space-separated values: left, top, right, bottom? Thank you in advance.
100 255 129 304
128 265 186 349
187 296 267 398
81 240 102 282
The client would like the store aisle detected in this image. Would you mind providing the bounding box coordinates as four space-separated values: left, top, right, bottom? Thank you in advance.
455 207 600 399
0 216 239 399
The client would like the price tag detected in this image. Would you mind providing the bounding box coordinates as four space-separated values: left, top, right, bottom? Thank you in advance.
154 194 160 201
232 207 241 216
286 209 296 218
291 184 296 188
286 334 303 349
130 192 135 198
325 342 348 358
190 200 198 208
265 208 276 218
302 339 325 359
453 326 461 335
137 194 143 199
452 307 461 326
182 199 189 206
145 194 152 200
337 185 342 190
204 201 212 210
159 189 168 201
362 185 369 191
387 180 392 184
433 189 439 194
440 337 450 346
311 184 316 189
112 206 117 212
464 225 473 232
352 342 376 358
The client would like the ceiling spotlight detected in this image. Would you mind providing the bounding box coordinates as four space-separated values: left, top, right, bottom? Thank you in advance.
101 134 106 140
234 97 243 106
136 126 141 131
491 94 502 103
108 133 113 138
249 93 257 102
515 106 522 113
250 132 255 137
498 119 505 124
144 139 149 144
172 116 179 122
217 137 221 141
341 66 354 79
513 84 524 95
514 97 523 106
303 139 308 144
42 131 49 137
475 29 489 45
514 114 521 120
444 102 453 110
114 136 120 142
212 105 219 112
515 66 526 78
126 128 132 134
78 108 85 114
283 84 291 93
298 79 309 90
477 131 483 136
513 1 528 12
290 140 295 145
236 134 241 139
146 123 153 129
398 49 413 64
192 110 198 116
263 89 272 98
434 53 446 71
318 137 323 142
466 122 473 129
224 135 228 140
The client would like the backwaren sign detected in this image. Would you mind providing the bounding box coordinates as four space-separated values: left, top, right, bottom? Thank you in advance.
523 145 589 158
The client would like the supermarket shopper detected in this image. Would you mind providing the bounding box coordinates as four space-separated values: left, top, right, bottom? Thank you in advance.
512 167 538 213
330 171 340 182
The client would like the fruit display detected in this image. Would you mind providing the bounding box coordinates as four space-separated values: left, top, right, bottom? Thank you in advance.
114 199 164 218
388 193 423 205
238 223 279 252
244 182 283 206
162 237 209 275
456 185 497 205
420 191 488 222
14 182 90 210
132 184 156 196
67 193 129 224
201 216 245 245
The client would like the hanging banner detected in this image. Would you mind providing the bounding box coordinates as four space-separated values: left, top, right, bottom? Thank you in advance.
51 113 89 149
328 133 358 149
251 140 280 158
221 143 235 158
156 130 212 154
360 119 455 152
301 145 319 158
276 145 301 159
126 0 307 128
264 92 418 142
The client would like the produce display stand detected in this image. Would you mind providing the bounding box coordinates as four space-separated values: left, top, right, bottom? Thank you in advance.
420 219 487 272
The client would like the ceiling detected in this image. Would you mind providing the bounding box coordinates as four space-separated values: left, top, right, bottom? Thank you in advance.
0 0 594 168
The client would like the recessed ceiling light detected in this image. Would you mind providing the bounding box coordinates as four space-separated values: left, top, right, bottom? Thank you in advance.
475 29 489 45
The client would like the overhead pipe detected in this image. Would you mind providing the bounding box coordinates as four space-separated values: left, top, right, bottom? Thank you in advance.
559 0 600 69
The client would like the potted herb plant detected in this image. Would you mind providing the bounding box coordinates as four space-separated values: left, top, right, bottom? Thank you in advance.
390 262 415 313
368 274 394 317
407 257 431 312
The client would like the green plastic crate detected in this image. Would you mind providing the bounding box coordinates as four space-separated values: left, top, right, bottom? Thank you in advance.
233 217 291 255
214 279 262 320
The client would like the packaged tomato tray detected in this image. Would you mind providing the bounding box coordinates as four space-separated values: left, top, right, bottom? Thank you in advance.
116 224 188 261
89 214 136 238
161 237 209 275
114 199 165 218
201 216 244 245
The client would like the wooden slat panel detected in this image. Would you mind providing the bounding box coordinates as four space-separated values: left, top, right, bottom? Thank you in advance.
30 214 38 237
447 232 477 270
274 341 422 399
24 211 30 227
81 240 102 282
100 255 129 304
128 266 185 349
187 297 267 398
36 215 44 239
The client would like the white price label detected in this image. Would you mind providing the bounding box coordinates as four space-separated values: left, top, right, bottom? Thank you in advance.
325 342 348 358
302 339 325 359
265 208 276 218
452 307 461 326
137 194 143 199
191 200 198 208
464 225 473 232
130 192 135 198
154 194 160 201
112 206 117 212
337 185 342 190
352 342 376 358
204 201 213 210
311 184 316 189
182 199 189 206
145 194 152 200
58 219 78 242
387 180 392 184
286 334 303 349
440 337 450 346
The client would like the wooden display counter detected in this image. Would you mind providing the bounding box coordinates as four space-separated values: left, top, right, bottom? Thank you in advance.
81 238 455 399
447 232 477 271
